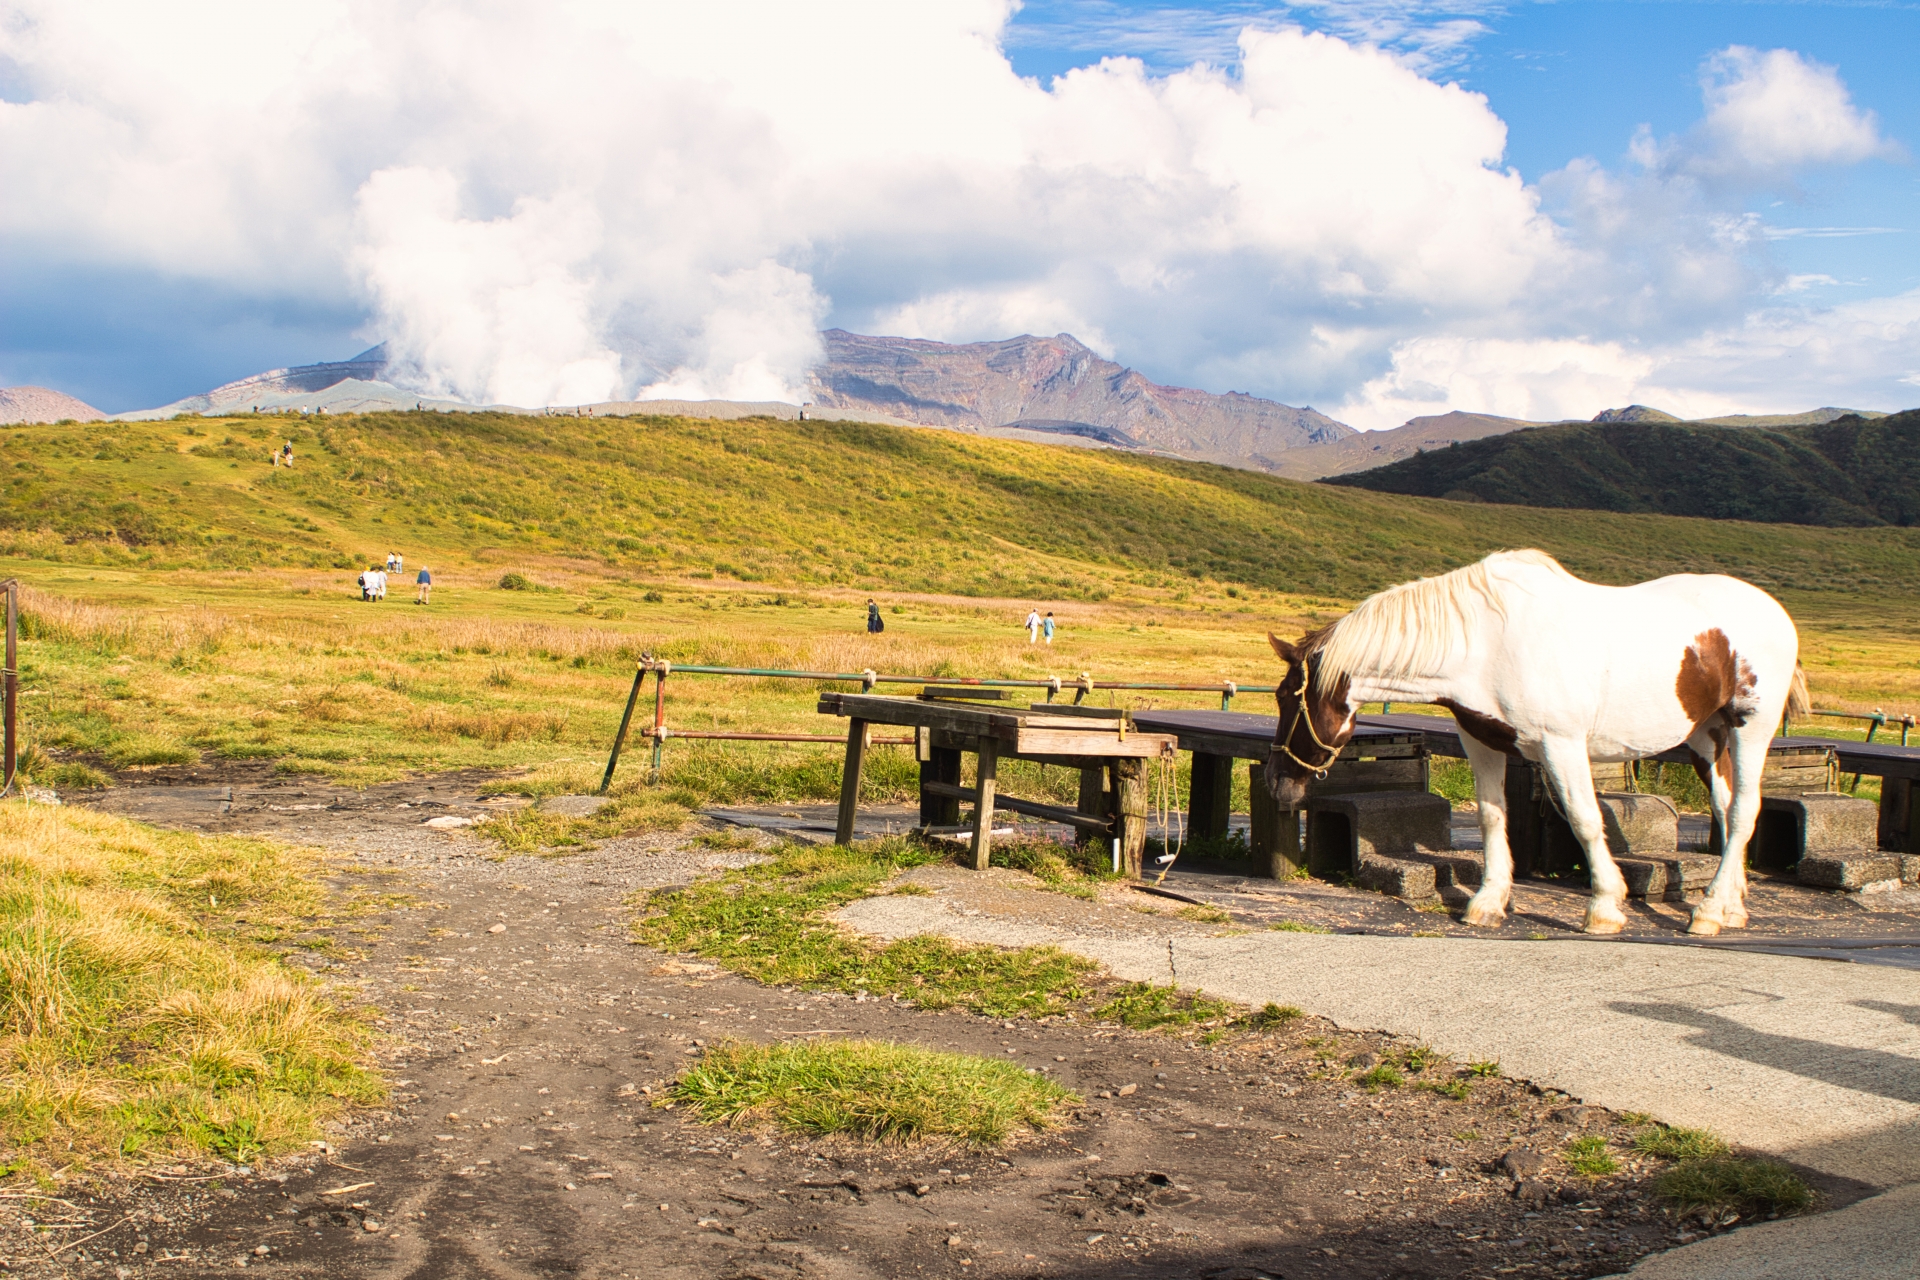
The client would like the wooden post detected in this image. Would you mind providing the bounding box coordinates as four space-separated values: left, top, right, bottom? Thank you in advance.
921 745 962 828
1112 757 1149 878
834 718 870 846
1879 777 1918 856
1075 765 1109 847
1189 752 1231 842
1248 761 1302 879
970 741 999 871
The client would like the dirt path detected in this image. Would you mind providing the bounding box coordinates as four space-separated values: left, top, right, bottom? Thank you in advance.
3 773 1843 1278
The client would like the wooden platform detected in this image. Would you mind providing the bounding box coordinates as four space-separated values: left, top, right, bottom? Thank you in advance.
817 692 1178 874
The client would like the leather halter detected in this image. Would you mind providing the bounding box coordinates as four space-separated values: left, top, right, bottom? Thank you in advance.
1274 653 1344 777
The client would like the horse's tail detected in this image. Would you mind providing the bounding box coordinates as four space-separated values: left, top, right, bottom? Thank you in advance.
1786 663 1811 722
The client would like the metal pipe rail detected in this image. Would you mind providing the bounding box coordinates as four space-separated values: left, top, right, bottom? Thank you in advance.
598 656 1280 793
1810 707 1914 748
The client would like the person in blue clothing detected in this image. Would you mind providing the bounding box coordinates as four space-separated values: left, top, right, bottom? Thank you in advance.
866 599 884 634
416 565 432 605
1042 611 1056 644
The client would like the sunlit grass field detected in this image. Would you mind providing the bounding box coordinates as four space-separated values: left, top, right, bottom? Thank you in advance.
4 410 1915 818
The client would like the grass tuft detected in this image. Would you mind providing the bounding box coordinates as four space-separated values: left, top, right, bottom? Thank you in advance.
670 1038 1075 1145
1093 982 1236 1031
1268 920 1330 933
636 839 1097 1017
1632 1124 1730 1161
1563 1134 1620 1176
1357 1064 1405 1090
1655 1156 1813 1216
1243 1002 1304 1030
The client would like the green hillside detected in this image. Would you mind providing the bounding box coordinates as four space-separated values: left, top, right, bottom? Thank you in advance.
5 410 1920 600
1324 411 1920 528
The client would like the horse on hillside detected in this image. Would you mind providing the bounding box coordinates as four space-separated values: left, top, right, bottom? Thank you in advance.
1264 549 1808 936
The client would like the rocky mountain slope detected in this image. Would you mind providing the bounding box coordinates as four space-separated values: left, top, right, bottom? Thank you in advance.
0 386 104 424
806 330 1352 463
1264 410 1558 479
1324 410 1920 527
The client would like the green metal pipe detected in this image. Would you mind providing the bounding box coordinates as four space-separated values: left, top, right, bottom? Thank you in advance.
639 662 1277 696
598 666 649 794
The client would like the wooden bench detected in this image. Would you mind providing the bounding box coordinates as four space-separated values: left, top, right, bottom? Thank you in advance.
817 692 1176 875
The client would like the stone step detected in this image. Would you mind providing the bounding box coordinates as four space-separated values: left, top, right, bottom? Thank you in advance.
1615 853 1721 900
1354 852 1438 902
1799 849 1904 892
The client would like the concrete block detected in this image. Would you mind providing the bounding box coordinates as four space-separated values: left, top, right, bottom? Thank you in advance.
1799 850 1903 891
1355 853 1438 901
1757 793 1880 870
1597 792 1678 855
1615 853 1720 899
1303 790 1452 879
1395 848 1483 889
1905 854 1920 885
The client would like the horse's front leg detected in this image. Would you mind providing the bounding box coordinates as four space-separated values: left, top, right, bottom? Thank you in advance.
1459 737 1514 928
1538 739 1628 935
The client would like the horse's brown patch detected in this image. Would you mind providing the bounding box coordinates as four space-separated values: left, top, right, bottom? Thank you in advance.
1676 629 1739 722
1437 698 1519 756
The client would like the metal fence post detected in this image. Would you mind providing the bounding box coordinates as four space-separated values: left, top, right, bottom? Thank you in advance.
1 580 16 799
599 664 649 795
648 663 670 782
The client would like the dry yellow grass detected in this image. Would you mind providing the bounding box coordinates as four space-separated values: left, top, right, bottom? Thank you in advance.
0 801 382 1170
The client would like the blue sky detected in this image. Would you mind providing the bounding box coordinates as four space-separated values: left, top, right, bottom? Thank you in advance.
2 1 1914 424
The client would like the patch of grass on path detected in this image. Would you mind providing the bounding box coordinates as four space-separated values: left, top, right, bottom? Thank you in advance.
670 1038 1075 1145
1094 981 1236 1031
1655 1156 1813 1216
1632 1124 1729 1160
0 801 381 1169
634 838 1097 1017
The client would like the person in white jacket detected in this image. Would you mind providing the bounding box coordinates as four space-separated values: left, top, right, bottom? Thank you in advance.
1025 608 1041 644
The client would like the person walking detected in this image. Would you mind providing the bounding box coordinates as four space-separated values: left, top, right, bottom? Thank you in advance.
372 566 388 602
1042 611 1056 645
416 565 432 605
357 568 370 601
1025 608 1041 644
866 599 884 634
394 551 404 575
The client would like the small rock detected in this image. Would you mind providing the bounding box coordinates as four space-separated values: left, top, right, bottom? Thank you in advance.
132 1243 149 1255
1086 1233 1106 1244
253 1246 271 1256
914 1185 931 1196
299 1217 319 1228
947 1236 965 1247
363 1220 383 1233
1117 1084 1138 1097
1514 1179 1553 1207
1498 1146 1549 1179
1551 1105 1592 1127
1350 1052 1377 1069
424 815 476 828
488 923 507 934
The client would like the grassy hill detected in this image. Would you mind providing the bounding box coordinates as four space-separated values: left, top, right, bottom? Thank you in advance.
6 410 1920 602
1324 411 1920 529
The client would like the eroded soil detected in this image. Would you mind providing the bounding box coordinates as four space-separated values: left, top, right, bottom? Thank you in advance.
0 770 1867 1278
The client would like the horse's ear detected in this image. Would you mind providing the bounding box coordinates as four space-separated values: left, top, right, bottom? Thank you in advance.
1267 633 1297 663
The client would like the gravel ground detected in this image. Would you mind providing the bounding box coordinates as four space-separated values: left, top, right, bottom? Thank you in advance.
0 768 1842 1279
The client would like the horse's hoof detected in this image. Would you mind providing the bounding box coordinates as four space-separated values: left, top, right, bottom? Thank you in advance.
1687 915 1723 937
1583 914 1626 935
1461 900 1506 929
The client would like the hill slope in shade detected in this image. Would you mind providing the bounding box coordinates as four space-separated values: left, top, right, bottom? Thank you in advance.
4 411 1917 603
1324 411 1920 527
1266 410 1561 480
0 386 104 424
806 330 1353 462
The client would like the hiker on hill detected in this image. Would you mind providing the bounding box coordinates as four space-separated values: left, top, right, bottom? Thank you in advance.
416 565 432 605
394 551 404 575
372 567 388 601
866 599 884 634
280 441 294 467
1025 608 1041 644
357 568 370 601
1043 611 1056 645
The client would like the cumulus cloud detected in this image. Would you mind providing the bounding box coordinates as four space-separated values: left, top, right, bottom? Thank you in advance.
0 3 1907 422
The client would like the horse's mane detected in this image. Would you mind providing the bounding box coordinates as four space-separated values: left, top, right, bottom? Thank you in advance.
1307 549 1573 687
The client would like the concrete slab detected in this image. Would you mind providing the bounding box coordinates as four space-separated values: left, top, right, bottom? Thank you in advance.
837 894 1920 1188
1609 1181 1920 1279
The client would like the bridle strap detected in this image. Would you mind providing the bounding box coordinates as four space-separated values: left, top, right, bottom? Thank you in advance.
1275 653 1343 776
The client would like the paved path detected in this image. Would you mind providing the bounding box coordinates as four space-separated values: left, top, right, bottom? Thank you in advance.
839 894 1920 1188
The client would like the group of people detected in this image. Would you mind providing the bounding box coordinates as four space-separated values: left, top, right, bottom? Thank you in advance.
270 440 294 467
861 599 1057 644
359 552 432 603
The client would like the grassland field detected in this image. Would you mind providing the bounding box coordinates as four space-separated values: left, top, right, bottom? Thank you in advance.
3 410 1915 823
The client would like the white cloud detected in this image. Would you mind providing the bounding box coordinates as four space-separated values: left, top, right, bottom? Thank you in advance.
0 4 1908 423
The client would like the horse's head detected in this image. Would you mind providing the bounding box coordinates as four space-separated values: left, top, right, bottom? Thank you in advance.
1264 632 1356 810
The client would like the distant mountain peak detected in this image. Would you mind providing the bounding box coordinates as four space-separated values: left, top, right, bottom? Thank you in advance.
0 385 105 424
1593 405 1680 423
810 329 1351 460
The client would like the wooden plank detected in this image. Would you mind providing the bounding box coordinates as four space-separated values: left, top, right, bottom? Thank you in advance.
1159 728 1270 762
1189 752 1232 842
921 746 961 828
1014 727 1176 758
834 718 869 846
923 781 1114 833
971 741 1000 871
1077 766 1110 849
1113 758 1148 878
921 687 1012 701
1247 761 1303 879
823 693 1021 740
1027 704 1127 720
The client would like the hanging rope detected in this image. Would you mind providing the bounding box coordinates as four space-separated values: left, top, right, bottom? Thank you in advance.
1151 748 1185 885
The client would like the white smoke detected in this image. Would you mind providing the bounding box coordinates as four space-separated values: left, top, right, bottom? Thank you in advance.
2 3 1908 419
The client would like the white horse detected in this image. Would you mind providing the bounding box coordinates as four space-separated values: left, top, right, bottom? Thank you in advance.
1264 550 1808 936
